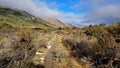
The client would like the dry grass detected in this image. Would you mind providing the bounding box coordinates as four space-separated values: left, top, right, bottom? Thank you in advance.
0 23 120 68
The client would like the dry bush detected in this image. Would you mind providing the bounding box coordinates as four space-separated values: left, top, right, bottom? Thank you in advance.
107 23 120 43
107 23 120 37
84 25 107 37
12 29 36 68
0 29 39 68
63 25 120 68
62 31 96 68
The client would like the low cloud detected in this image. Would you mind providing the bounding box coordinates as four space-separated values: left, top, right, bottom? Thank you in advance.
0 0 61 18
82 5 120 24
73 0 120 25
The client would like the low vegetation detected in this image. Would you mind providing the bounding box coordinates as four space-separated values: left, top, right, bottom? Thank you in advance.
63 23 120 68
0 7 52 29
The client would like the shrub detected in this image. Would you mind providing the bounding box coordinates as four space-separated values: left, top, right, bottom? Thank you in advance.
0 22 13 28
107 23 120 37
62 27 120 68
0 29 37 68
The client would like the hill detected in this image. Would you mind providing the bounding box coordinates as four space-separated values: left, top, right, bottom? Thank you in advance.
0 7 72 29
42 18 73 28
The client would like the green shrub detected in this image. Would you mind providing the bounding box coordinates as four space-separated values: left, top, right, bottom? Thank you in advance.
0 22 13 28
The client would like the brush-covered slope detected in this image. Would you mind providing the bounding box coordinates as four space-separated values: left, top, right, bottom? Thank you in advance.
0 7 72 29
43 18 73 28
0 7 53 28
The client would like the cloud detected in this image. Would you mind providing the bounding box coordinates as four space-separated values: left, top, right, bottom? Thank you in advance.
0 0 37 12
84 5 120 24
73 0 120 25
92 5 120 17
0 0 61 18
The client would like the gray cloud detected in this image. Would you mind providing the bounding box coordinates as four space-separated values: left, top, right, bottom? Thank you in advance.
0 0 37 12
84 5 120 25
73 0 120 25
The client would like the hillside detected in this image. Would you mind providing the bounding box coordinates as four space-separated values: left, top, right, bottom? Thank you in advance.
42 18 73 28
0 7 72 29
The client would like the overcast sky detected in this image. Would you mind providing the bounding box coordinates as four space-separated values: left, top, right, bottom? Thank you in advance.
0 0 120 26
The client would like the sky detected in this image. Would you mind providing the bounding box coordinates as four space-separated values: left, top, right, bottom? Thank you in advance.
0 0 120 26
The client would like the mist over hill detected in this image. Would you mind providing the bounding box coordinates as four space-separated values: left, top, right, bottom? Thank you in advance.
0 7 72 29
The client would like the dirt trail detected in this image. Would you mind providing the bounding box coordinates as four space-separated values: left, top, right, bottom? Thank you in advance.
34 33 82 68
45 34 82 68
45 35 58 68
45 34 61 68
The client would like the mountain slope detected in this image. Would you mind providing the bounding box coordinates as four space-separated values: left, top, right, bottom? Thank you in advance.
42 18 73 28
0 7 53 28
0 7 72 29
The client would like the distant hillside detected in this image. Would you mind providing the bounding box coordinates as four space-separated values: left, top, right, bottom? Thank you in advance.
0 7 53 28
42 18 73 28
0 7 72 29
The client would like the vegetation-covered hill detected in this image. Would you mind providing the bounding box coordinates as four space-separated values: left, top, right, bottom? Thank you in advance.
0 7 72 29
0 7 53 28
42 18 73 28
